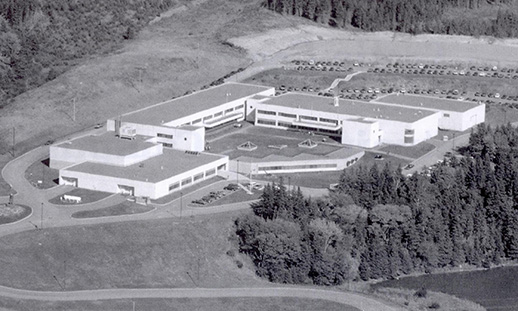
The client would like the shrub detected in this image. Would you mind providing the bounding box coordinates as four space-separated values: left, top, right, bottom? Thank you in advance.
414 287 428 298
226 249 235 257
235 260 243 268
428 302 440 309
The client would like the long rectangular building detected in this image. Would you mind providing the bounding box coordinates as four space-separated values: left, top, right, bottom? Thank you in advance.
374 94 485 131
107 82 275 152
246 93 441 147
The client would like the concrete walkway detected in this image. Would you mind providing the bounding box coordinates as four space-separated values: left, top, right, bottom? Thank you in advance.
324 71 365 92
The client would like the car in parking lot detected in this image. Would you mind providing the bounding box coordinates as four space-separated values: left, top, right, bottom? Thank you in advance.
403 164 414 170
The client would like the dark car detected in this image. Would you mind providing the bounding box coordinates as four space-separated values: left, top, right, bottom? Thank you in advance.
404 164 414 170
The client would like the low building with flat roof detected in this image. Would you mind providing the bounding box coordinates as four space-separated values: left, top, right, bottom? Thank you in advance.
246 93 441 147
59 149 228 199
229 147 364 175
374 94 485 131
106 82 275 152
50 132 162 169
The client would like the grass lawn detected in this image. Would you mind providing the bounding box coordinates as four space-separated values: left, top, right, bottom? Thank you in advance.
243 68 348 92
485 104 518 127
255 171 343 189
24 157 59 190
0 297 358 311
356 152 410 170
204 189 262 207
0 210 265 291
71 201 155 219
373 265 518 311
337 72 518 97
0 204 31 225
379 142 435 159
49 188 113 205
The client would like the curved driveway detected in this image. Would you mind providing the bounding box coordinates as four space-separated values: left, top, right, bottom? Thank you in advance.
0 144 405 311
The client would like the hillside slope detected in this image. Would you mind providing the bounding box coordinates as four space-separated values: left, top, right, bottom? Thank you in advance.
0 0 309 155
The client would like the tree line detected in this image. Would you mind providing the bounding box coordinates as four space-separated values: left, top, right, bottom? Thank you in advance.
0 0 175 104
263 0 518 38
235 123 518 284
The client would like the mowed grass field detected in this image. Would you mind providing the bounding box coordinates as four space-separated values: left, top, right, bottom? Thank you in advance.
0 211 266 291
0 297 358 311
374 265 518 311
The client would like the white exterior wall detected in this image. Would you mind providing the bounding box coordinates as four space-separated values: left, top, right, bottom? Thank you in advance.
341 120 379 148
168 88 275 128
460 104 486 131
250 101 440 147
50 144 162 169
60 155 229 199
228 151 364 175
59 170 157 198
154 156 228 197
110 123 205 152
411 112 440 144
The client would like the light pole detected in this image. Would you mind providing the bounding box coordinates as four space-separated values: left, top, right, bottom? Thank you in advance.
40 203 43 229
180 191 183 218
237 160 240 185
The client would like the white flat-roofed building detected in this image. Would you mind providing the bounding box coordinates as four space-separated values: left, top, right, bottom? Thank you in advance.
246 93 441 147
107 82 275 151
50 132 162 169
59 148 228 199
374 94 485 131
229 148 364 175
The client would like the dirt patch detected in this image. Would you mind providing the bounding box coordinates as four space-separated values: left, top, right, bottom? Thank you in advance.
230 24 518 65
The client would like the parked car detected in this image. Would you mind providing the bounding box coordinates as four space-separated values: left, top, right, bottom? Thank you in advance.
404 164 414 170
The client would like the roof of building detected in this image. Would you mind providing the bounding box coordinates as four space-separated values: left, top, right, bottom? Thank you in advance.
122 82 273 126
63 149 227 183
375 94 482 112
54 132 155 156
262 93 437 123
235 147 363 163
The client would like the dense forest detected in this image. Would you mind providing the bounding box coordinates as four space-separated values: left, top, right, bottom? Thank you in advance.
263 0 518 38
0 0 175 103
236 123 518 284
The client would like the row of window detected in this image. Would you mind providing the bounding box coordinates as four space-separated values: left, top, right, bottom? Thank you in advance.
168 167 218 191
257 119 276 126
279 112 296 118
197 105 244 124
259 163 338 171
157 133 173 139
257 110 276 116
300 115 317 122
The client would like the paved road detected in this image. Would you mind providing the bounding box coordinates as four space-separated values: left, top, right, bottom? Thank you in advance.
0 285 404 311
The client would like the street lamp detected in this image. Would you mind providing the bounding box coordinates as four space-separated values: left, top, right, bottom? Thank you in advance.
40 203 43 229
180 191 183 218
238 160 241 184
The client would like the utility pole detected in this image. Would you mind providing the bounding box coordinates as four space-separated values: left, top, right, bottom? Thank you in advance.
40 203 43 229
180 192 183 218
72 97 76 122
12 127 15 158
